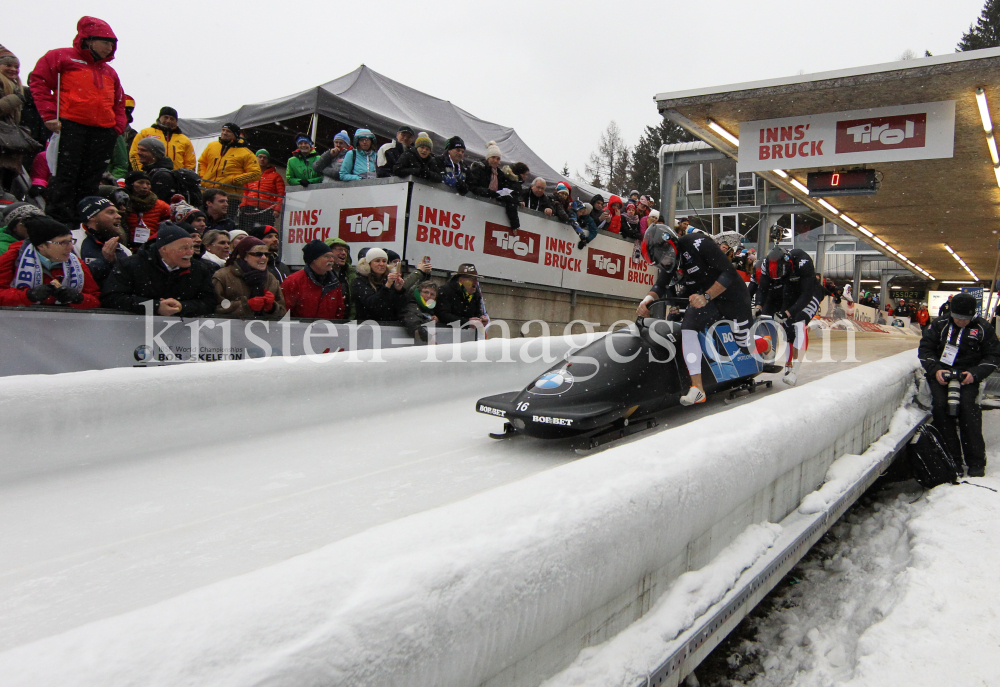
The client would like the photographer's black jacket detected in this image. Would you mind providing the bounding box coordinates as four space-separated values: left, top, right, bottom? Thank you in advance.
918 316 1000 382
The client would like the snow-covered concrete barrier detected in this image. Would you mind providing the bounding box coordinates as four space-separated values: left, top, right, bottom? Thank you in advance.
0 351 920 687
0 335 582 481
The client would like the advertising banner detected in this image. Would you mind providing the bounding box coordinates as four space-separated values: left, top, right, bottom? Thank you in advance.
851 302 878 323
737 101 956 172
928 290 961 317
282 181 410 265
0 309 473 377
405 183 657 298
961 286 984 316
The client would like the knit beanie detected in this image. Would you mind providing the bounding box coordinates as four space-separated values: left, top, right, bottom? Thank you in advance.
4 203 43 227
137 137 166 157
233 236 264 260
78 196 113 221
581 202 593 216
295 134 313 146
365 247 388 263
124 170 150 190
415 132 433 150
302 239 333 266
158 106 178 118
485 141 502 159
222 122 241 137
170 200 198 224
25 216 71 247
229 229 249 242
555 182 570 196
0 44 16 65
445 136 465 151
256 149 270 158
333 130 351 147
154 222 190 249
590 193 605 206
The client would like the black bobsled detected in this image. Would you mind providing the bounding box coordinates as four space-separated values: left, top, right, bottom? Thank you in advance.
476 311 784 441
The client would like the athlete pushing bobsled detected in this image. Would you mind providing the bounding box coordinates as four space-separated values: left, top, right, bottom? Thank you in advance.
754 237 820 387
636 225 753 406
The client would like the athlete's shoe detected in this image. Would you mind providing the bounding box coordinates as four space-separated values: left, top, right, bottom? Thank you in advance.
680 386 706 406
782 368 797 386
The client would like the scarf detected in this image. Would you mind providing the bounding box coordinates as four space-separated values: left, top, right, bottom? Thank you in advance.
237 259 269 297
488 167 499 192
128 191 158 214
306 264 339 296
12 241 86 295
442 156 465 188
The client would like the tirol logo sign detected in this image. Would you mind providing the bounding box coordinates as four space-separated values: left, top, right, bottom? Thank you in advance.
587 247 624 280
483 222 540 263
737 101 955 173
338 206 397 242
836 114 926 153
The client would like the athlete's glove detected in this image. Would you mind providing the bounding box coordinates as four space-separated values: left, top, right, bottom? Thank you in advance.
774 310 789 322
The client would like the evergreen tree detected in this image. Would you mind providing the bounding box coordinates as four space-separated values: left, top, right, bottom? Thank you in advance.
958 0 1000 51
561 162 570 176
584 121 628 192
627 119 698 207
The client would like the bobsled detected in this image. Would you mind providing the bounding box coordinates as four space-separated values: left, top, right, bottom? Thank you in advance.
476 311 784 445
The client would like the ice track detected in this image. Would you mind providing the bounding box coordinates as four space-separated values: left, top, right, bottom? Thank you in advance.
0 332 915 653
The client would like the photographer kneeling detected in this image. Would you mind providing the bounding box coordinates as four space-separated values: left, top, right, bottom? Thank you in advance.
918 293 1000 477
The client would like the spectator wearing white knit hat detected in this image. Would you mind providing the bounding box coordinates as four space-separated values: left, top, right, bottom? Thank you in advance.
467 141 521 233
351 246 406 322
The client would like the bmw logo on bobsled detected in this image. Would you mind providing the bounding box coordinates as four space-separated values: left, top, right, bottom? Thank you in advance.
476 314 784 443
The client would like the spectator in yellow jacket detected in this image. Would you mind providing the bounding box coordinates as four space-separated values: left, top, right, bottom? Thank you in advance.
129 106 196 171
197 122 261 194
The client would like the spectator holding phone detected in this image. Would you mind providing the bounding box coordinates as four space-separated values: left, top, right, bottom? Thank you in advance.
352 247 406 322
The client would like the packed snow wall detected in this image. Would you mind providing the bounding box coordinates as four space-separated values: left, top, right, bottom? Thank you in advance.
0 348 921 687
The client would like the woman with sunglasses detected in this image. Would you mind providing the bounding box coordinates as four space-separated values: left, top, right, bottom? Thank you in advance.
212 236 286 320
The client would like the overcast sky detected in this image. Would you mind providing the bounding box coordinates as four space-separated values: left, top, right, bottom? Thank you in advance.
5 0 987 178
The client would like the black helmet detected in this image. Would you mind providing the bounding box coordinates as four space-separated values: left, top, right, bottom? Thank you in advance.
642 225 679 270
765 246 789 279
769 224 786 243
950 292 978 319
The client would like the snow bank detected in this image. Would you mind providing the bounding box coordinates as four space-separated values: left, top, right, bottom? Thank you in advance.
0 335 586 481
841 420 1000 686
539 523 782 687
0 351 920 687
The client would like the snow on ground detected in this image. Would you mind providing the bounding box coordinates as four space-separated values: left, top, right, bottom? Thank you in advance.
692 411 1000 687
0 349 919 687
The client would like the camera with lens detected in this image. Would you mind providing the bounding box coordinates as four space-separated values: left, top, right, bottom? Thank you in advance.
940 370 962 417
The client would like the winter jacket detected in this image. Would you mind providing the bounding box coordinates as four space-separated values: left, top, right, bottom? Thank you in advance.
435 279 483 326
0 240 101 309
28 17 126 133
108 125 135 178
314 148 350 180
522 188 553 213
197 137 262 191
393 147 443 182
376 140 405 178
101 244 218 316
240 166 285 210
286 149 324 186
267 254 289 284
918 316 1000 383
0 226 21 255
70 226 132 287
352 274 406 322
440 153 469 194
400 284 437 342
125 194 171 247
212 262 287 320
129 123 196 171
467 162 519 200
339 129 379 181
142 156 177 203
324 237 358 319
281 265 347 320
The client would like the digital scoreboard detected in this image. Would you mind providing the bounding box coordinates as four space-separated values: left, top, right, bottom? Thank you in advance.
806 169 879 197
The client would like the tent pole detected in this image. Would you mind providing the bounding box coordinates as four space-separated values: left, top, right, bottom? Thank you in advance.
309 113 319 144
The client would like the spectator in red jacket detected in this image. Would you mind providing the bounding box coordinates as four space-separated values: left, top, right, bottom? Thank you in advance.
281 240 347 320
124 171 170 249
0 215 100 308
28 17 126 227
239 149 285 229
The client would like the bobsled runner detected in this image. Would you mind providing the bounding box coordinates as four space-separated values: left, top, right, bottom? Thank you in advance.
476 310 784 444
